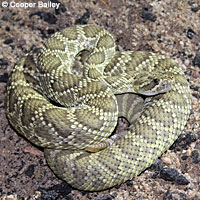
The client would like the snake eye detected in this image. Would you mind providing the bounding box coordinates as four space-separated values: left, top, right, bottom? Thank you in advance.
153 79 159 85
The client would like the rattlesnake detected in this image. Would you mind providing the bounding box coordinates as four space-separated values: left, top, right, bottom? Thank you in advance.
6 25 191 191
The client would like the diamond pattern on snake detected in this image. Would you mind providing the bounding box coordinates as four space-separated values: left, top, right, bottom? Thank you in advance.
6 25 191 191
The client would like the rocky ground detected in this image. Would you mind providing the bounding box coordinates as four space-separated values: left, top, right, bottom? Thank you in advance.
0 0 199 199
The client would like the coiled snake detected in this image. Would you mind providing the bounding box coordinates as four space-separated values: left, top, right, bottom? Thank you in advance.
6 25 191 191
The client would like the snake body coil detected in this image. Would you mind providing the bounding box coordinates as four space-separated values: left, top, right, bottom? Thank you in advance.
6 25 191 191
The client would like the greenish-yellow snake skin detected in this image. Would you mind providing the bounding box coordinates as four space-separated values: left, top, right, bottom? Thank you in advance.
6 25 191 191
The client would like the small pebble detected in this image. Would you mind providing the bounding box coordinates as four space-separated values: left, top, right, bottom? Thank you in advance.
191 6 200 12
187 28 196 39
30 12 57 24
75 9 90 25
5 26 10 31
160 167 189 185
170 132 197 151
0 58 8 65
0 73 8 83
4 38 13 44
163 190 186 200
126 180 134 186
175 175 190 185
98 194 113 200
181 155 188 160
160 167 179 181
25 164 35 178
55 2 67 15
192 53 200 67
191 149 200 164
141 7 157 22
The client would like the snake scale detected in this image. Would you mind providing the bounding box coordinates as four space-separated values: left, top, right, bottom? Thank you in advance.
6 25 191 191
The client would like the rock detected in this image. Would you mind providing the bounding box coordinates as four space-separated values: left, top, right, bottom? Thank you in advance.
181 155 188 160
75 9 90 25
160 167 189 185
126 180 134 186
170 132 198 151
30 12 57 24
163 190 186 200
38 182 72 200
0 58 8 66
4 38 13 44
192 53 200 67
52 0 67 15
191 6 200 12
5 26 10 31
160 167 179 182
98 194 113 200
0 73 8 83
175 175 190 185
47 29 56 35
141 7 157 22
25 164 35 178
191 149 200 164
187 28 196 39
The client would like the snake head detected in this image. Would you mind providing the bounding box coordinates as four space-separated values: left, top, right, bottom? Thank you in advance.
133 72 173 96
